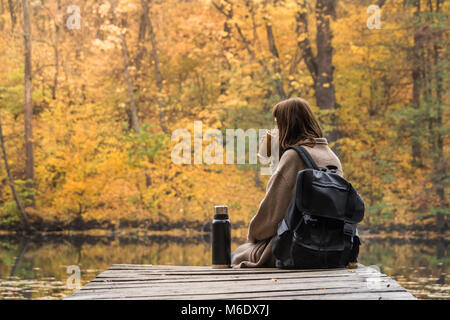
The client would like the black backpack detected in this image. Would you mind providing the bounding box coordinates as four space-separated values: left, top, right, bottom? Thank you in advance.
272 146 365 269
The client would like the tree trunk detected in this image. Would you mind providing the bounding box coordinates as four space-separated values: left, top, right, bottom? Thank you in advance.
0 118 31 230
22 0 34 205
263 0 286 99
0 0 4 31
8 0 16 31
431 0 446 231
219 0 233 95
141 0 167 133
264 19 286 100
295 0 339 154
315 0 339 151
134 7 147 77
52 0 61 100
111 0 140 133
119 31 140 133
410 0 424 167
295 0 317 80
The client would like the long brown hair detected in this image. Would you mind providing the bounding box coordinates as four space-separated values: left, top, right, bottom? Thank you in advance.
272 97 323 156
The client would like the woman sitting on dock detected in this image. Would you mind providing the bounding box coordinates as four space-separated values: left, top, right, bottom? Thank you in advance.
231 97 344 268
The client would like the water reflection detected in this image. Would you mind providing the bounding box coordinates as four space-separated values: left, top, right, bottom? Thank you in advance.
359 237 449 299
0 233 448 300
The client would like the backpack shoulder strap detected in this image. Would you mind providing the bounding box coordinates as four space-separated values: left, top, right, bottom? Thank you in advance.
283 145 320 170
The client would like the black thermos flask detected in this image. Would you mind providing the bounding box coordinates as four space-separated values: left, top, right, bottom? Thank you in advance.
212 205 231 268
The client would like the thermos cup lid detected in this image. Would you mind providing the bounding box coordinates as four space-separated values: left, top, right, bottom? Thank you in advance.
214 205 229 220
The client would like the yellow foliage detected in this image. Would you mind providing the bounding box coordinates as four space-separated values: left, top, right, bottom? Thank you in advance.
0 0 447 231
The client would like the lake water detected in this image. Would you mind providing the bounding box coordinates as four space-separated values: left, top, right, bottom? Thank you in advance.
0 231 448 300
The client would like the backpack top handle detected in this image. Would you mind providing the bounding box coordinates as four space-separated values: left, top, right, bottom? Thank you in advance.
283 146 320 171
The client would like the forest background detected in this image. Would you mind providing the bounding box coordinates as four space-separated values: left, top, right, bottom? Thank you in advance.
0 0 448 233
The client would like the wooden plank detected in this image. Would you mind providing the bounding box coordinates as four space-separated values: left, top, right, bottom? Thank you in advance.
93 271 380 281
85 266 389 288
96 266 378 277
108 291 414 300
108 265 353 272
79 278 399 294
67 286 412 300
91 270 383 280
86 275 392 288
69 278 404 299
107 264 361 273
66 264 416 300
243 291 416 300
89 272 387 285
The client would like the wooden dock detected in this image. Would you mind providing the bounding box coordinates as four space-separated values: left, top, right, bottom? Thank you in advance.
66 264 416 300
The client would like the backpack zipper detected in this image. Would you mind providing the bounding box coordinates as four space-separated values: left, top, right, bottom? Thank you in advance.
312 181 349 191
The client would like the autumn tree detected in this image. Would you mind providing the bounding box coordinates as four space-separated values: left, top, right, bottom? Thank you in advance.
0 0 447 231
21 0 34 206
